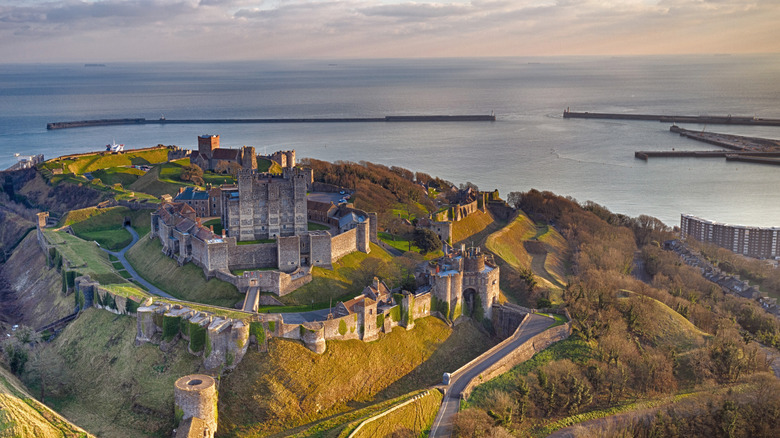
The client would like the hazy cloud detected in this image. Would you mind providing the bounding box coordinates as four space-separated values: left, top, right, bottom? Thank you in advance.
0 0 778 62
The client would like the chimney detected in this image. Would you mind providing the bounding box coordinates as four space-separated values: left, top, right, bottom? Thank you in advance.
372 276 380 290
222 229 226 239
210 225 214 232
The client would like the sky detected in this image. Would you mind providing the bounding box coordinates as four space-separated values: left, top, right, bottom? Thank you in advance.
0 0 778 62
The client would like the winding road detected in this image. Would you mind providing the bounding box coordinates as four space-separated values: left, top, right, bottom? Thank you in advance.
101 226 173 298
429 313 555 437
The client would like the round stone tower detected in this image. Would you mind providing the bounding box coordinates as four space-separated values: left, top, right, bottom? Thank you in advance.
174 374 217 437
464 248 485 273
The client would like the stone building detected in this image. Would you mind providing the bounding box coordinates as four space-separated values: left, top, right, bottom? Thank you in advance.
174 374 218 438
190 134 257 172
174 187 210 217
220 166 312 241
681 213 780 259
419 246 500 321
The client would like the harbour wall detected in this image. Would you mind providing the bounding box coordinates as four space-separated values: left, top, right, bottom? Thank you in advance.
563 110 780 126
47 115 496 130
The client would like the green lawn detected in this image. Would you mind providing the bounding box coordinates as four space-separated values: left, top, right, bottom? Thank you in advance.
90 166 145 187
237 238 276 245
203 218 223 235
378 232 443 259
307 222 330 231
125 234 244 308
46 147 170 175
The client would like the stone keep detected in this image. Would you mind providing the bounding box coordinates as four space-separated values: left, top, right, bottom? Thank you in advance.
174 374 217 438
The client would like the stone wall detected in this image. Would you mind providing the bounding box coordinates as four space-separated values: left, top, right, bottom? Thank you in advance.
277 236 300 273
309 232 333 268
331 228 358 262
461 321 571 399
135 302 252 371
226 240 277 271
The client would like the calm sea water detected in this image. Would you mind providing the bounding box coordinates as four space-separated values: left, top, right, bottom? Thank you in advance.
1 55 780 227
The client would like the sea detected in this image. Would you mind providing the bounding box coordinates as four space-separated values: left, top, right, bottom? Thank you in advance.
1 55 780 227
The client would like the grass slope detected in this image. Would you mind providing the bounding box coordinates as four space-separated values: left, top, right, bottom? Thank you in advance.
220 317 494 436
0 234 76 328
451 210 496 244
0 366 90 438
90 167 145 187
485 213 536 270
42 230 125 285
125 234 243 308
128 165 188 197
618 292 709 351
348 390 442 438
66 206 152 250
39 309 201 437
45 148 170 175
279 243 394 306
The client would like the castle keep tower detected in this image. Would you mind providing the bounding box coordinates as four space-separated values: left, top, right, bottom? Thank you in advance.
198 135 219 156
174 374 217 438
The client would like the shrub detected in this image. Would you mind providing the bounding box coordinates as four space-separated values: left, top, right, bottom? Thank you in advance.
162 315 181 342
338 319 347 336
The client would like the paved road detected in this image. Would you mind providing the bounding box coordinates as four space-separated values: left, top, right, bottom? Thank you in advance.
102 226 174 298
429 314 555 437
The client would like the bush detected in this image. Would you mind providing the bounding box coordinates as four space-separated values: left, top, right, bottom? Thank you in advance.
338 319 347 336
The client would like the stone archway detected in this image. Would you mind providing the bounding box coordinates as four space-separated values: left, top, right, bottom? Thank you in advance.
123 216 132 227
463 288 478 317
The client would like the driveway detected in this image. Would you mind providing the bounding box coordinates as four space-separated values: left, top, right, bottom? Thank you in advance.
429 313 555 437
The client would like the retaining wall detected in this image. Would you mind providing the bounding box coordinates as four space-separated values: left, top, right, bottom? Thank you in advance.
461 321 571 399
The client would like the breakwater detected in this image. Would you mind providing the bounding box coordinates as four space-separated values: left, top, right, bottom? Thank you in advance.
563 109 780 126
46 114 496 130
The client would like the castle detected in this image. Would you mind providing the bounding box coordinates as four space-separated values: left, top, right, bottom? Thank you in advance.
220 166 311 241
418 246 500 321
190 134 257 172
150 150 378 296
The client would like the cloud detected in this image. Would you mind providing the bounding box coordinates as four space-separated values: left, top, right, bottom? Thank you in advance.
0 0 778 62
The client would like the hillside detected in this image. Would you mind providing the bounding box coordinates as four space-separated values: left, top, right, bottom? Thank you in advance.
0 233 75 329
0 207 35 262
0 365 90 438
64 206 152 250
485 212 569 303
451 209 497 244
220 317 494 436
32 309 202 437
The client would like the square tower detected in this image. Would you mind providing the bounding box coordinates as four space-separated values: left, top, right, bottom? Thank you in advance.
198 135 220 156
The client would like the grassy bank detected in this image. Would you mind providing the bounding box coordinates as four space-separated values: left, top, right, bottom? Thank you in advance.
220 317 494 436
279 243 394 306
42 230 125 285
451 210 496 244
0 366 90 438
34 309 201 437
125 233 243 308
347 390 442 438
64 206 152 250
